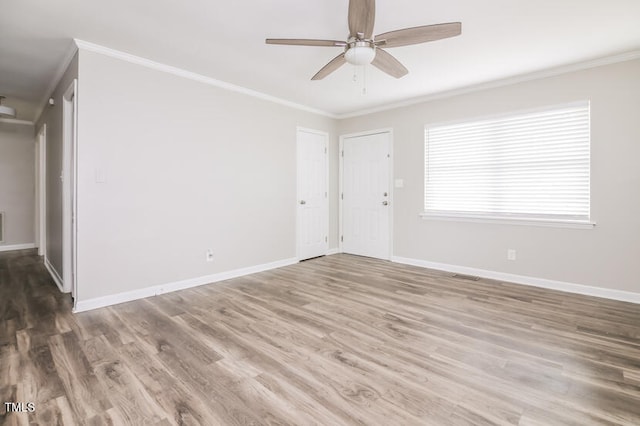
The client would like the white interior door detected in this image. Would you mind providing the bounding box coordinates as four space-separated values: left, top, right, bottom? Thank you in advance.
342 131 391 259
297 128 328 260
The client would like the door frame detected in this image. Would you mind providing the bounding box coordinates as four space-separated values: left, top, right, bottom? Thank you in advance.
296 126 329 261
339 128 394 259
62 79 78 302
35 124 47 257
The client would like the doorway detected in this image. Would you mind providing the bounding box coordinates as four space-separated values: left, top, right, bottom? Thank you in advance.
296 128 329 261
340 130 392 260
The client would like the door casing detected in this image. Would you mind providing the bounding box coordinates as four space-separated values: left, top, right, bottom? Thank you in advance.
62 80 78 305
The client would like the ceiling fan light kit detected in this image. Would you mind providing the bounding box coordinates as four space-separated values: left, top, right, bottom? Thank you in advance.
0 96 17 118
344 40 376 65
266 0 461 80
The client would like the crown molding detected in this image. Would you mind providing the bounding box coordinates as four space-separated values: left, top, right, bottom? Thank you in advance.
0 118 34 126
34 40 79 123
36 40 639 123
74 39 337 119
337 49 640 119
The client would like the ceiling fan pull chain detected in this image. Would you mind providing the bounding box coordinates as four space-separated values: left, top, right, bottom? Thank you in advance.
362 65 367 95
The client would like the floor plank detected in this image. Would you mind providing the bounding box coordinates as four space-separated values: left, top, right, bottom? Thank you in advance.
1 249 639 425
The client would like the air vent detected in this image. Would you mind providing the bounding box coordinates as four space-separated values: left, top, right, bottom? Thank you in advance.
0 211 4 243
452 273 481 281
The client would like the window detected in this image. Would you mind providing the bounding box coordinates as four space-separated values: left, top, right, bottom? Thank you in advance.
423 102 591 226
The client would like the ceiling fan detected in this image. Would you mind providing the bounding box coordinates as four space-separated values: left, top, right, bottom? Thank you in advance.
266 0 461 80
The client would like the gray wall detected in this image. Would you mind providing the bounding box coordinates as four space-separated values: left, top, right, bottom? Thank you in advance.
35 46 640 303
0 122 35 246
338 59 640 294
76 49 337 301
36 53 79 279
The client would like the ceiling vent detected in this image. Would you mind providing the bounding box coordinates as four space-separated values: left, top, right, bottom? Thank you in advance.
0 96 16 118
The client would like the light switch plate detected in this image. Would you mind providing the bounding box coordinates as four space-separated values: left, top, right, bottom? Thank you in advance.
95 168 107 183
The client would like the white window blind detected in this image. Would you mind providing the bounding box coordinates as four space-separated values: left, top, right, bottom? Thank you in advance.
424 102 590 222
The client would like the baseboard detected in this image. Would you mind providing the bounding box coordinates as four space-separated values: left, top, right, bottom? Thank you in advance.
327 248 340 255
392 256 640 305
44 257 65 293
74 257 299 313
0 243 36 252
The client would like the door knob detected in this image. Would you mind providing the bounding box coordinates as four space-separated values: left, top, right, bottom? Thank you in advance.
382 201 389 206
300 200 306 205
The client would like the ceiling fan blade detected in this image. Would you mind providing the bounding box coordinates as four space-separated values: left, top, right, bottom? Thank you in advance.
266 39 347 47
371 48 408 78
311 53 347 80
375 22 461 48
348 0 375 39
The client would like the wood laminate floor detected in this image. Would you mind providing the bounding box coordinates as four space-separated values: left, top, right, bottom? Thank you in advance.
1 249 640 425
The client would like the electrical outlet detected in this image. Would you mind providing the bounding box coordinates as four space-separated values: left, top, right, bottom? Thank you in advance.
507 249 517 261
206 249 214 262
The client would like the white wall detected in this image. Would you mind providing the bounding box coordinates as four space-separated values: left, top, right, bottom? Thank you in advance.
338 59 640 295
36 53 79 280
75 49 337 302
0 121 35 247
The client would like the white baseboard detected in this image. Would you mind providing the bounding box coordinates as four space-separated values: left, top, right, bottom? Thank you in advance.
327 248 340 255
74 257 299 313
392 256 640 305
44 257 65 293
0 243 36 252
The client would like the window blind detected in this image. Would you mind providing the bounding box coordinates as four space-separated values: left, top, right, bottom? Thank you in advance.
424 102 590 221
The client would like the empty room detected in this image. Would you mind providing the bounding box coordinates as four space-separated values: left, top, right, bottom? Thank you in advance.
1 0 639 424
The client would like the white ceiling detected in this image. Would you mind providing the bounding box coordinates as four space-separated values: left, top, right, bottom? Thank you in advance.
1 0 639 121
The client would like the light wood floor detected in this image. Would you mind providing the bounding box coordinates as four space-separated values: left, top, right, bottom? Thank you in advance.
1 249 640 425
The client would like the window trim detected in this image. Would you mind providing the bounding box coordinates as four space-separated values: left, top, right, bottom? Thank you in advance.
422 101 594 229
419 211 595 229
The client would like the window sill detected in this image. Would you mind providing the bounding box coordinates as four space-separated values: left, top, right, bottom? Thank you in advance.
419 212 596 229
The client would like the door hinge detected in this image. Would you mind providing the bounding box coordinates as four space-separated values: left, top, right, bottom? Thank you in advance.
341 150 344 157
324 147 327 154
325 236 328 242
341 193 344 200
341 235 343 242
